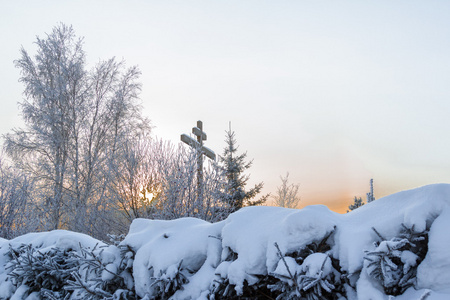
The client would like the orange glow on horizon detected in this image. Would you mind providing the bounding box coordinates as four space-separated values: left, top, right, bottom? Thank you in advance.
266 189 362 214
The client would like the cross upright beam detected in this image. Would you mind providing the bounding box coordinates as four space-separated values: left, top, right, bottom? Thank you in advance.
192 121 207 142
181 120 216 201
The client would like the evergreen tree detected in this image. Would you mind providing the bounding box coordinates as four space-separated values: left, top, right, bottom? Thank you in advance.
347 196 365 212
367 178 375 203
218 126 268 212
347 179 375 213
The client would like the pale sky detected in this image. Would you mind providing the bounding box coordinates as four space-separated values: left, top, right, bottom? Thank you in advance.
1 1 450 212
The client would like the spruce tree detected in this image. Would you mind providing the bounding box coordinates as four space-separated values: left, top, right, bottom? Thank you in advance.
347 179 375 212
347 196 365 212
366 178 375 203
219 126 268 212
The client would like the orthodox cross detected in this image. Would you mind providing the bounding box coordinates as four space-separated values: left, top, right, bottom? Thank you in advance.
181 120 216 200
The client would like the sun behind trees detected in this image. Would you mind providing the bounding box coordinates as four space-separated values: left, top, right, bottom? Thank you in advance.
1 24 268 240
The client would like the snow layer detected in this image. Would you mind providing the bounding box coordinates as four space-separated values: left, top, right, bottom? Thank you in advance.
0 230 105 299
335 183 450 274
1 183 450 299
123 184 450 298
122 217 223 298
417 206 450 292
219 205 338 293
0 229 102 275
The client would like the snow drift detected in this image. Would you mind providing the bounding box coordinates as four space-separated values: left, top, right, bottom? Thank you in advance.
1 184 450 299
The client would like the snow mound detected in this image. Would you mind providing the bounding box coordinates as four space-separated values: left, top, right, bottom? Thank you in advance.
417 206 450 292
336 183 450 274
1 183 450 299
122 217 223 298
219 205 338 293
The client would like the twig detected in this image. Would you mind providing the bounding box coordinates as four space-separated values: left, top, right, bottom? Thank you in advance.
274 242 297 288
371 227 386 241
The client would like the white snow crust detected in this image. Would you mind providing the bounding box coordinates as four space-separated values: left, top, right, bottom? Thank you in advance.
122 217 223 297
1 183 450 299
218 205 338 294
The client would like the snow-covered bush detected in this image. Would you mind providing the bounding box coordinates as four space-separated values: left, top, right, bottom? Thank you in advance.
269 238 345 300
210 275 274 299
66 243 135 299
122 217 221 299
296 253 340 299
0 230 135 300
0 184 449 300
209 246 276 299
209 246 237 298
363 225 428 296
149 260 189 300
5 244 76 299
209 207 342 300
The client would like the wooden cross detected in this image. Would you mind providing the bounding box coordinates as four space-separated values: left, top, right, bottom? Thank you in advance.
181 120 216 200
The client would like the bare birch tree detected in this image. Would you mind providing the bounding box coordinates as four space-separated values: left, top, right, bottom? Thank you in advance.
146 140 229 222
0 156 37 238
4 24 86 229
4 24 150 238
272 172 301 208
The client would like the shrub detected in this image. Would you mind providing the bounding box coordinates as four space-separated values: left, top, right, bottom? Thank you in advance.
6 244 77 299
364 224 428 296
